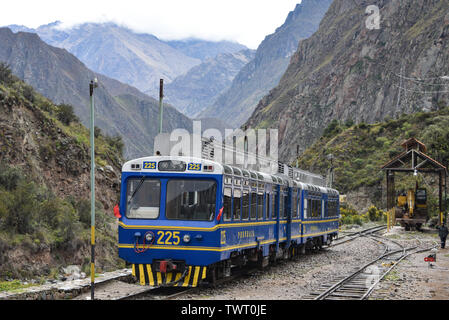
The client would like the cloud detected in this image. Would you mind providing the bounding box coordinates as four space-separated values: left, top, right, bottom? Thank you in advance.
2 0 301 49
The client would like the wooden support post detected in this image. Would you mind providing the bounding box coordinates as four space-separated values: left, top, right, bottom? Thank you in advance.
386 170 395 210
440 171 443 226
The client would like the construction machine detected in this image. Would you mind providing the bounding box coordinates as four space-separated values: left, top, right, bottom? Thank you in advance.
395 183 428 231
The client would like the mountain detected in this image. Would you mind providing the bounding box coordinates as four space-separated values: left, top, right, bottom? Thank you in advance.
245 0 449 162
164 49 255 118
0 27 192 160
6 22 250 97
200 0 333 128
8 22 201 94
167 38 248 61
0 66 124 278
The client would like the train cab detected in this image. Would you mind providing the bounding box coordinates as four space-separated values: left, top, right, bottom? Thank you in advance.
118 156 224 286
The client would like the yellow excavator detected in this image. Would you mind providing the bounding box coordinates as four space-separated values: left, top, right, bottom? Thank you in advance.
395 183 428 231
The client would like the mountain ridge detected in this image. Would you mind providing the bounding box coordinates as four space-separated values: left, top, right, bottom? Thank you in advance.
0 27 192 160
200 0 333 128
245 0 449 162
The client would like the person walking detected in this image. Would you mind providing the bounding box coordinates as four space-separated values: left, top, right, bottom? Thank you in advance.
438 223 448 249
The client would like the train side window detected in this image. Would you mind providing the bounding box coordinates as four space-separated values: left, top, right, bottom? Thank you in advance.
292 190 297 218
308 199 313 218
223 187 232 221
251 193 257 220
304 198 308 219
322 199 325 218
257 192 263 220
285 194 289 218
233 188 241 221
265 192 270 220
272 191 277 219
314 199 319 218
242 189 249 220
279 194 284 219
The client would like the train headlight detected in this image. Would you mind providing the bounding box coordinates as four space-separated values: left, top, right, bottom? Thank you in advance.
183 234 191 243
145 232 154 242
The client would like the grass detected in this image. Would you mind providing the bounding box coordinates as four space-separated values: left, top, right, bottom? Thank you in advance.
384 270 400 282
0 280 36 292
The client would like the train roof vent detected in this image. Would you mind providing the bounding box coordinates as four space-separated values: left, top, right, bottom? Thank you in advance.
288 167 293 178
278 162 284 174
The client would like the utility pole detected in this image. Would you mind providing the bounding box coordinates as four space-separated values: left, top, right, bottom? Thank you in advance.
327 154 334 188
89 78 98 300
159 79 164 134
296 145 300 168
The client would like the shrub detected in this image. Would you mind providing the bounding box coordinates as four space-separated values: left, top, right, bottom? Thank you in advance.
365 205 386 222
4 181 39 234
323 119 342 138
56 104 79 125
94 126 102 138
0 164 23 191
105 134 124 156
0 62 13 85
22 85 35 103
351 215 363 226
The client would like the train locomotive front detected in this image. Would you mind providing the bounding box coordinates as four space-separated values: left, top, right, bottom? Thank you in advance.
118 156 223 287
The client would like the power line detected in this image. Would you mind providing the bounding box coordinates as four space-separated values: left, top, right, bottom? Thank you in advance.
393 73 449 86
392 83 449 94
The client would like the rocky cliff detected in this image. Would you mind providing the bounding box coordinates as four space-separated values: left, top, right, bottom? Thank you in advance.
200 0 333 128
245 0 449 162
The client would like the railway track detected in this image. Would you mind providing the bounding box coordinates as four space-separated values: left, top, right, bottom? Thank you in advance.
71 225 404 300
331 225 387 247
71 225 388 300
305 233 437 300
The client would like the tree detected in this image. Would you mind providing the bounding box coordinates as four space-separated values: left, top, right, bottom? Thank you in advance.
56 104 79 125
0 62 13 85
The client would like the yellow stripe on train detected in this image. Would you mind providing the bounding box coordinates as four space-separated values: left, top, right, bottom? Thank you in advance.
132 264 207 287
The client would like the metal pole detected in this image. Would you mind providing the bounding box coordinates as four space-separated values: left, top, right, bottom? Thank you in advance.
159 79 164 134
89 79 98 300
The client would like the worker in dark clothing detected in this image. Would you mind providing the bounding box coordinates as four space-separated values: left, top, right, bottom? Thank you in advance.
438 223 448 249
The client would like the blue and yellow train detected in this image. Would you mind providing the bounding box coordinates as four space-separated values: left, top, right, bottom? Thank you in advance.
117 156 339 287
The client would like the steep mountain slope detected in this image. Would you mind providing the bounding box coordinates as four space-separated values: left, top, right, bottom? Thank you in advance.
0 27 192 159
0 67 123 278
165 49 255 118
245 0 449 162
200 0 333 128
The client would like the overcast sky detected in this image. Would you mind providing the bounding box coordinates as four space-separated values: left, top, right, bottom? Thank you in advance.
1 0 302 49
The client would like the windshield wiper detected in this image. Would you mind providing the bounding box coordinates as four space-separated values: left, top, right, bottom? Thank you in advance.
128 177 145 205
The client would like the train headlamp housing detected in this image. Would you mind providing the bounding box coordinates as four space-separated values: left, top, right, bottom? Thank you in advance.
183 234 191 243
145 232 154 242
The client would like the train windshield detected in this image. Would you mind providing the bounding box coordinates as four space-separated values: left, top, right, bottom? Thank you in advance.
166 179 217 221
126 178 161 219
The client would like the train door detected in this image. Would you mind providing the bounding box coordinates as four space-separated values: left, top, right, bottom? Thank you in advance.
273 184 280 251
286 185 292 251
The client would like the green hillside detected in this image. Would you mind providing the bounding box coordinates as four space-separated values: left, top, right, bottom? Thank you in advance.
0 63 124 281
296 107 449 214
